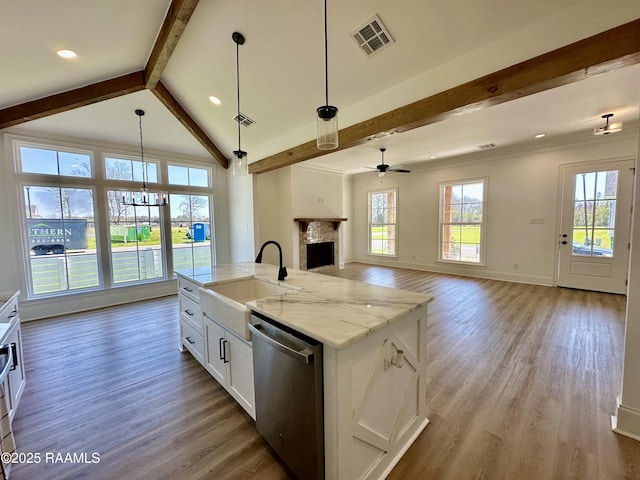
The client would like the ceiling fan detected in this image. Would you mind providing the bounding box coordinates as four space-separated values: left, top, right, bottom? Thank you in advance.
367 148 411 177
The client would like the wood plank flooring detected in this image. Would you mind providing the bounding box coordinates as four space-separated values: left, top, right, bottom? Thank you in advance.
10 263 640 479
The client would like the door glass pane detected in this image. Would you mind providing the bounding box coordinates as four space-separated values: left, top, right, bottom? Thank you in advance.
572 170 617 257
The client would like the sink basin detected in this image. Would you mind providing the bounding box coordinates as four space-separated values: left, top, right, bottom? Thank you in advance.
199 277 295 340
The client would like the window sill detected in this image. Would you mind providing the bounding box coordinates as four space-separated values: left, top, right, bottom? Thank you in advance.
367 253 398 259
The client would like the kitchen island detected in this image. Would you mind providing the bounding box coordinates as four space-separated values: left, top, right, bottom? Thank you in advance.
176 263 433 480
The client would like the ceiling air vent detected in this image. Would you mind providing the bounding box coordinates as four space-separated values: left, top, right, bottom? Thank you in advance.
233 112 255 127
351 14 394 57
477 143 497 150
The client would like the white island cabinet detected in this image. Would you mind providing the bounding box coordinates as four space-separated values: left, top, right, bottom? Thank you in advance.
177 264 433 480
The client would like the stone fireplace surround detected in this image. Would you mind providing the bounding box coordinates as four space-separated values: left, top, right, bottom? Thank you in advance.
294 218 347 271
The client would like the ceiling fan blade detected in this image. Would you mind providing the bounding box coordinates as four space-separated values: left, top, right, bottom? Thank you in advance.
389 168 411 173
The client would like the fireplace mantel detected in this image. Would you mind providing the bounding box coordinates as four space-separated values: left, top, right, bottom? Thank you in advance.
294 217 347 233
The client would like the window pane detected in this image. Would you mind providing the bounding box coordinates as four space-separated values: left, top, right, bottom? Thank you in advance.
189 168 208 187
168 165 189 185
105 158 133 180
58 152 91 177
24 186 99 294
108 191 164 284
170 193 212 272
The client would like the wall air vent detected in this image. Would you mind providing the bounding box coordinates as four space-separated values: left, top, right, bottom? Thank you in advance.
351 14 394 57
233 112 255 127
477 143 497 150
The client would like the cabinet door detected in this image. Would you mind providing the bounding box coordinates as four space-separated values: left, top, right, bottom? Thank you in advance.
226 334 255 419
6 324 24 422
204 318 227 385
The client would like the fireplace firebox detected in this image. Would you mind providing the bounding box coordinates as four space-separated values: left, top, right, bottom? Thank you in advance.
306 242 335 269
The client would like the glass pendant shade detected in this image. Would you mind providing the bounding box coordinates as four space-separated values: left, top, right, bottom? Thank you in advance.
232 150 248 176
316 105 339 150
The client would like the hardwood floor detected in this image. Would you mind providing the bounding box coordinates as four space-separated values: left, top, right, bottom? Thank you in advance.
10 263 640 479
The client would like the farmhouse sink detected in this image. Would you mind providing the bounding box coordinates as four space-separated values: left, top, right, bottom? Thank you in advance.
199 277 297 340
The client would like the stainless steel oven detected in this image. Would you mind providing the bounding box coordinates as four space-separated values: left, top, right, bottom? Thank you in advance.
249 312 324 480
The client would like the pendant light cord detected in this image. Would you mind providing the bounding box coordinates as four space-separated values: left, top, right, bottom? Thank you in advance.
323 0 329 106
138 112 147 189
236 39 242 152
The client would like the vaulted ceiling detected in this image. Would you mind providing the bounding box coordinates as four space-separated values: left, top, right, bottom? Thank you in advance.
2 1 639 176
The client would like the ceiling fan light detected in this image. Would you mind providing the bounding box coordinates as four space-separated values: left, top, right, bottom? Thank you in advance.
593 122 623 135
593 113 623 135
317 105 339 150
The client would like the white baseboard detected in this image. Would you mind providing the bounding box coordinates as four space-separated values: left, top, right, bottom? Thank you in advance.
612 397 640 442
351 257 553 287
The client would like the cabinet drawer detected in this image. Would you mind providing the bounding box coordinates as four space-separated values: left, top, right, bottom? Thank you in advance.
178 277 199 302
0 297 18 324
179 295 202 334
181 321 205 365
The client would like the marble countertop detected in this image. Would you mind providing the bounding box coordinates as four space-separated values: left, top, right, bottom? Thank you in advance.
176 264 434 349
0 291 19 310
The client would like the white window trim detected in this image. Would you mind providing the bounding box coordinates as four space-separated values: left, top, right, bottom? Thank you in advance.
437 177 487 266
367 187 399 258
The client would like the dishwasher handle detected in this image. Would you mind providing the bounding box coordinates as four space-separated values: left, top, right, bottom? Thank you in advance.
249 323 314 364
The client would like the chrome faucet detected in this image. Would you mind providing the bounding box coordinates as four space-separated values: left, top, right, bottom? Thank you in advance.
255 240 288 281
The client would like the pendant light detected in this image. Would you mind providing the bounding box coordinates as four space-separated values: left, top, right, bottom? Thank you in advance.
316 0 338 150
121 109 168 207
232 32 248 176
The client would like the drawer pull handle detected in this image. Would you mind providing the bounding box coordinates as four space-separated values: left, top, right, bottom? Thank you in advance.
7 309 17 319
185 336 196 345
184 309 194 316
182 286 194 293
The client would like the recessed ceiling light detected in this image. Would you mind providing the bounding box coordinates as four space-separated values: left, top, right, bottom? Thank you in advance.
535 133 546 138
209 95 222 105
428 155 437 159
56 49 77 59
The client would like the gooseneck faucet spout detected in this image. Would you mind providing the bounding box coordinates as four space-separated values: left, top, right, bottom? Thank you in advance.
255 240 288 281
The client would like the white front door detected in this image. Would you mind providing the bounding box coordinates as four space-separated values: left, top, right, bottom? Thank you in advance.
558 160 634 294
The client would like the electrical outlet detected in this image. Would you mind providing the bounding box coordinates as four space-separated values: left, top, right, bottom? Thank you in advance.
530 218 544 224
513 263 519 270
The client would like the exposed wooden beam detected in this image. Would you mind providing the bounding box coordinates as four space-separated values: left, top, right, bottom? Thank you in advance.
152 82 229 168
0 72 145 129
249 19 640 175
144 0 200 89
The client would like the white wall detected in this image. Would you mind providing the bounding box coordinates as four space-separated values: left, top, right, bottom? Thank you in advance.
351 131 639 285
227 170 255 263
615 116 640 440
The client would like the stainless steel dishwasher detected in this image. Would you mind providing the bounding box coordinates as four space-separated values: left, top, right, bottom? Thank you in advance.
249 311 324 480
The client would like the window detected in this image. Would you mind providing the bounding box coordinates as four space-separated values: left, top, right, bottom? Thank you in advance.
20 146 92 178
14 141 214 299
23 185 100 295
170 194 212 271
439 179 485 264
168 165 208 187
368 189 397 256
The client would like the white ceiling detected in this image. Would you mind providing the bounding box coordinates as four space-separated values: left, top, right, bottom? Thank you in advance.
2 0 639 174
